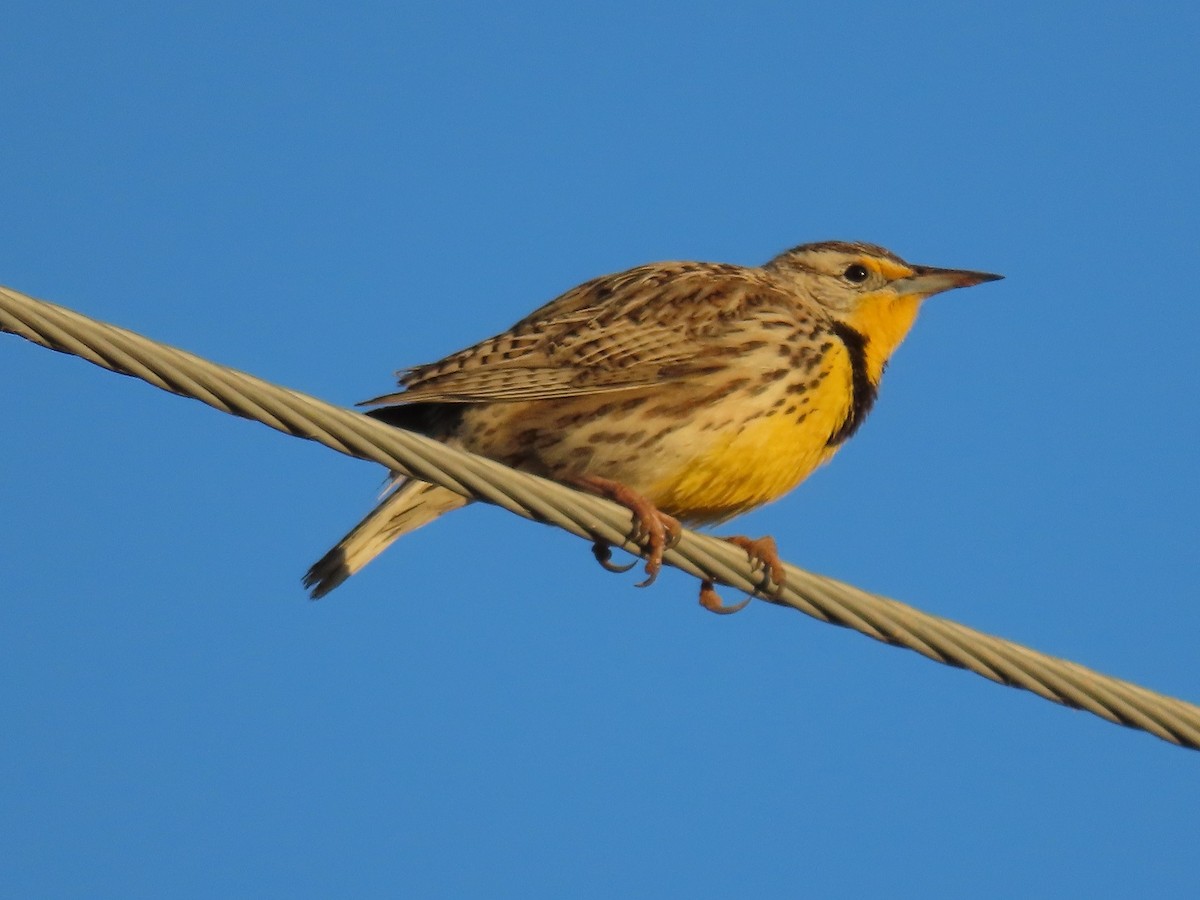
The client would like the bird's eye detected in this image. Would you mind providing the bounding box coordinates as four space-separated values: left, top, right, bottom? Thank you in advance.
842 264 870 284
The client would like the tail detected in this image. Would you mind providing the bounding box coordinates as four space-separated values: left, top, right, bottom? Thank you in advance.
304 479 468 599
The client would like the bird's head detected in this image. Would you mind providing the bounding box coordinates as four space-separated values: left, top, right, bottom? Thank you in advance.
764 241 1003 380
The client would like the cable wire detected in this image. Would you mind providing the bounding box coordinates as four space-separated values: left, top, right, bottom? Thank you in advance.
3 283 1198 749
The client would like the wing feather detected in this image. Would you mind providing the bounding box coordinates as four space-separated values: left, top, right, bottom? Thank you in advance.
363 262 789 407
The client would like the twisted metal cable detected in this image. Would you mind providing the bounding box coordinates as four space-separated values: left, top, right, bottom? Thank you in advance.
3 283 1198 750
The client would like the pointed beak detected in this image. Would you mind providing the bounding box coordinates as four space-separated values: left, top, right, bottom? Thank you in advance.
893 265 1004 298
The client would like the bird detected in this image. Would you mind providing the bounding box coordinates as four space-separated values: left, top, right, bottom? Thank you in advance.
304 241 1001 611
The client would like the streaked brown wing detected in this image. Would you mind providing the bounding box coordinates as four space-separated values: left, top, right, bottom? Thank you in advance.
362 262 787 407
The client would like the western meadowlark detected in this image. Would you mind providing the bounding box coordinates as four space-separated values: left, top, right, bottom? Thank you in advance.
305 241 1001 611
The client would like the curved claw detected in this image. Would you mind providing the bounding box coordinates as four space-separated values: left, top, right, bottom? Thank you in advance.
591 542 638 574
698 580 752 615
634 566 661 589
632 514 682 588
570 475 681 589
723 534 786 593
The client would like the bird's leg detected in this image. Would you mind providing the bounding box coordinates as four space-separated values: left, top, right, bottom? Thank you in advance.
696 535 785 615
570 475 681 587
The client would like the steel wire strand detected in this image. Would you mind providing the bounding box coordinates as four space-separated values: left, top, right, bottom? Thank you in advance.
2 284 1198 750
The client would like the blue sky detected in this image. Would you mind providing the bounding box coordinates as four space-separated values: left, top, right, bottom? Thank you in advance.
2 2 1198 896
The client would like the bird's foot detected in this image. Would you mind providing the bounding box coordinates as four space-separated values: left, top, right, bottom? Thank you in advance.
724 534 786 591
591 541 638 574
696 534 785 615
698 579 752 615
571 475 681 588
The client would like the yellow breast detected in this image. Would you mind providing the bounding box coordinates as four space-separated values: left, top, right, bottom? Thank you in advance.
646 348 854 524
